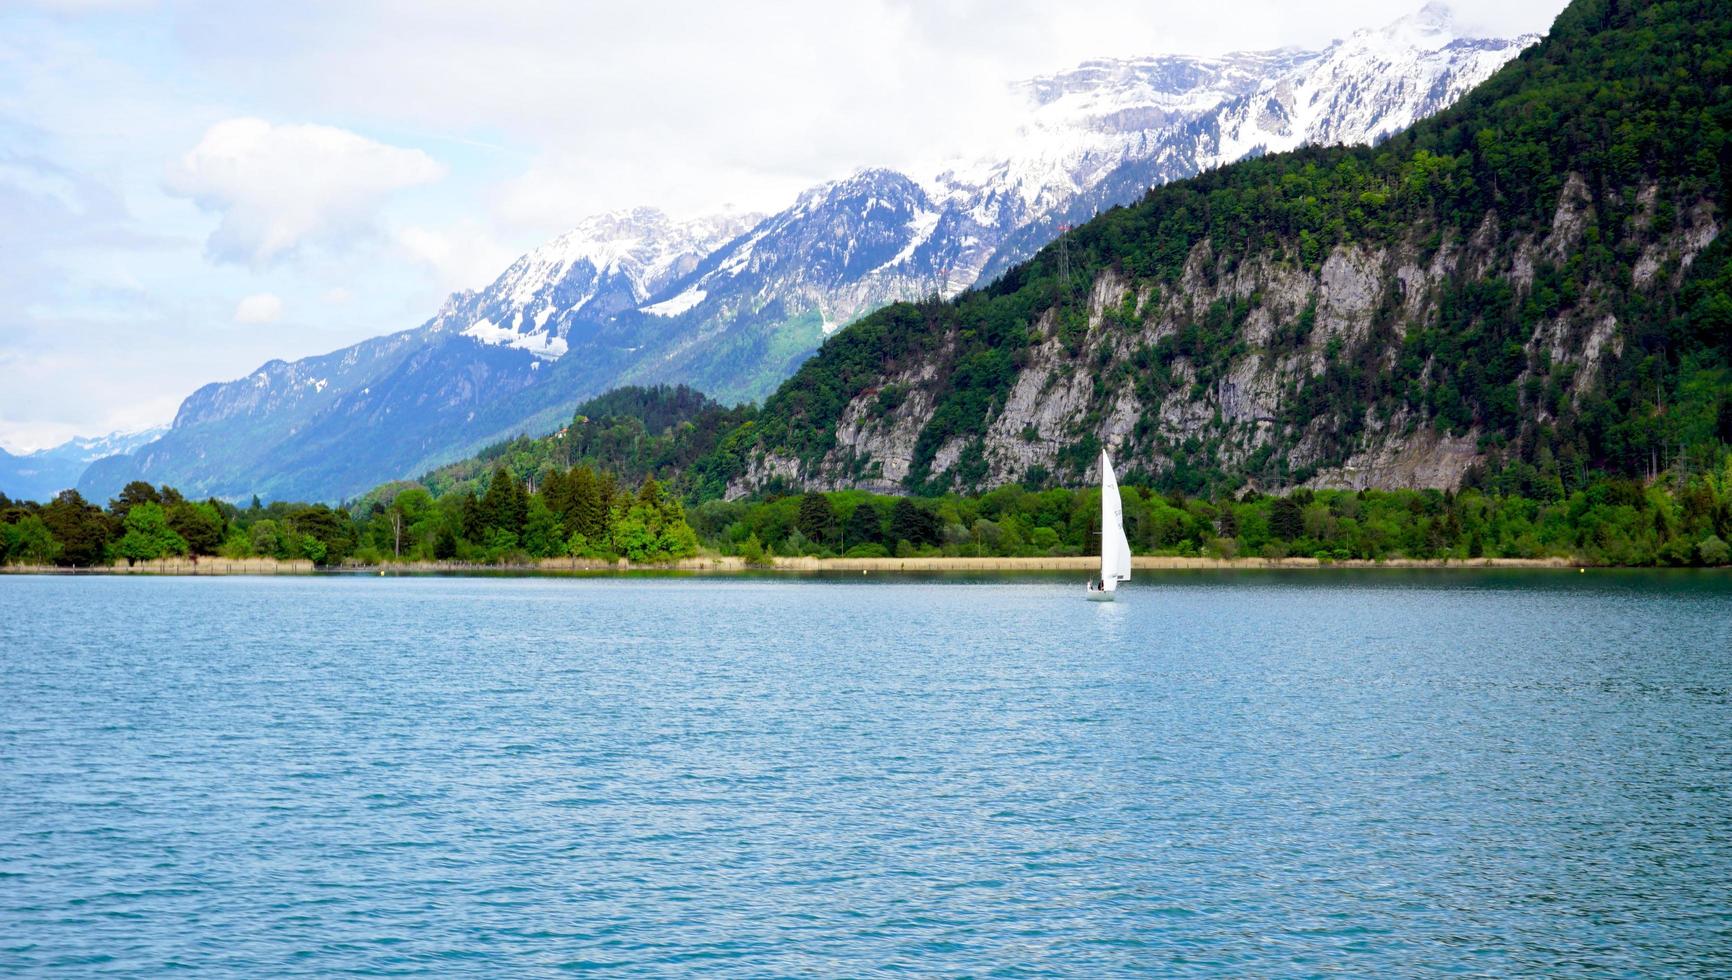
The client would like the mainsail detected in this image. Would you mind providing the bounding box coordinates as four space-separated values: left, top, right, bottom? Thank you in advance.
1100 450 1132 583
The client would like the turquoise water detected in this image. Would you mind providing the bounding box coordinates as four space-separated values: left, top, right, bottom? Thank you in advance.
2 571 1729 976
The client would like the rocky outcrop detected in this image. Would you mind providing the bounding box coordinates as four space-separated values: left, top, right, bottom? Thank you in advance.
732 170 1722 497
1305 425 1481 491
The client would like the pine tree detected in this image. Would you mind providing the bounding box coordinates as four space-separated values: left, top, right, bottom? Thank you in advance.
596 471 619 547
567 466 605 541
597 471 618 518
480 467 528 535
541 468 570 523
460 491 483 539
1270 496 1304 540
796 492 837 545
890 498 930 546
433 525 458 560
505 469 528 535
1215 500 1239 539
843 502 882 548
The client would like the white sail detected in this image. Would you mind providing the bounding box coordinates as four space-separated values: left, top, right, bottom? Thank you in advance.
1099 450 1132 583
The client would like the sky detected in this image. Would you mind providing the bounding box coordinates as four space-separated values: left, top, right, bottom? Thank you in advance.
0 0 1569 453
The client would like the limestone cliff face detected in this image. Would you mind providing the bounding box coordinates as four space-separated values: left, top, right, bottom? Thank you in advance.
730 174 1720 497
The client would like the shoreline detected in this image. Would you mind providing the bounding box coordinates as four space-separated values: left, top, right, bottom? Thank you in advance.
0 554 1612 577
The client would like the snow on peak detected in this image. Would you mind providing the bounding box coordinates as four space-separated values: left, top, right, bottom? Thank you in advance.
927 2 1527 216
497 206 747 309
1199 3 1537 166
49 424 172 462
641 287 708 318
461 317 569 359
456 207 756 359
1342 0 1458 56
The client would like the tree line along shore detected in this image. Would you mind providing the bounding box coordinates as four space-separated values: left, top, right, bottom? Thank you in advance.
0 554 1584 576
4 454 1730 572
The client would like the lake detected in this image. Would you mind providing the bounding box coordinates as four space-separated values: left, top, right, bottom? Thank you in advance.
2 571 1729 976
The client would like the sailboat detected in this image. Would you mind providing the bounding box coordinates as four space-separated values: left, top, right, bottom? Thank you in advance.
1087 449 1133 601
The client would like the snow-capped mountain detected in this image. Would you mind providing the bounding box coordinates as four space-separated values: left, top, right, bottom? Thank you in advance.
605 169 956 398
60 426 171 463
965 3 1538 280
80 3 1541 503
935 48 1317 237
683 170 944 330
448 208 755 359
0 424 167 501
80 210 754 503
1200 3 1533 167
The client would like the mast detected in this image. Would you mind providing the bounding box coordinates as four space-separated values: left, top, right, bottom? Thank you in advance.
1100 450 1132 583
1100 451 1112 582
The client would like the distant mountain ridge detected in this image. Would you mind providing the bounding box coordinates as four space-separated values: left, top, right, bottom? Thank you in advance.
0 426 167 502
79 3 1536 503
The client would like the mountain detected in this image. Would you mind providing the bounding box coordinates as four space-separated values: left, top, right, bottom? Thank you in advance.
0 426 167 502
713 0 1732 499
447 208 759 359
967 4 1539 282
81 4 1535 504
79 210 754 503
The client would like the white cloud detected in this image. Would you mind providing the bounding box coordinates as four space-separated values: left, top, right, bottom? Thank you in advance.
321 287 352 304
17 0 158 10
0 343 179 454
397 222 516 292
164 117 445 267
233 291 283 324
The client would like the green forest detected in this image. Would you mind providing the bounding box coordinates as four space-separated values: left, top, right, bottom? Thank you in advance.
0 468 700 568
4 384 1730 568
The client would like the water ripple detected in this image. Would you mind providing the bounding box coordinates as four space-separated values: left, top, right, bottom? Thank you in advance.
1 571 1729 976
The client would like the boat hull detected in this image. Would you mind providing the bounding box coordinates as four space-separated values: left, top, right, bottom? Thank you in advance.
1086 583 1117 601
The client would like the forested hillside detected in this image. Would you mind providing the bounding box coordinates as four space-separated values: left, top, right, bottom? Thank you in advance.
351 385 750 505
715 0 1731 499
11 377 1732 568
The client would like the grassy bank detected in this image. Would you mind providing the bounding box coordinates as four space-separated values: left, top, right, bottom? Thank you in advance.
1 557 316 575
3 554 1599 576
762 555 1582 572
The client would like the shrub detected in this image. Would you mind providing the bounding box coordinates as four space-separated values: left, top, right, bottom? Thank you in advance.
1698 535 1731 567
739 534 770 566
